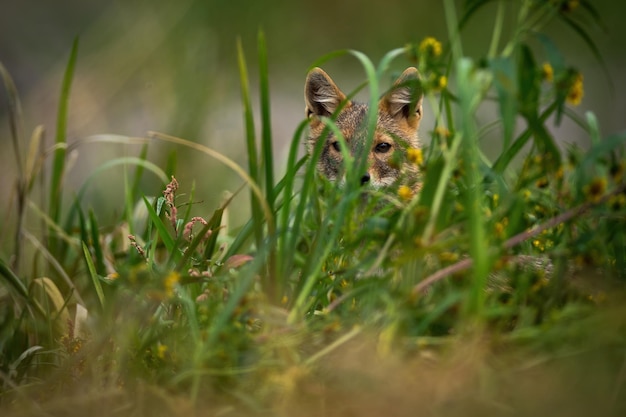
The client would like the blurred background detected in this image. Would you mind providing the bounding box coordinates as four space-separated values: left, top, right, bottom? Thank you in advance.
1 0 625 231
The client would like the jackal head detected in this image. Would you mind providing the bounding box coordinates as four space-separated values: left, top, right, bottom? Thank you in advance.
304 67 423 189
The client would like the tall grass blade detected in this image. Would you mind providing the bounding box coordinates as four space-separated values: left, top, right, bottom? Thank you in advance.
456 57 489 319
257 30 275 211
257 30 278 300
276 121 310 283
236 38 264 253
49 37 79 254
82 241 105 310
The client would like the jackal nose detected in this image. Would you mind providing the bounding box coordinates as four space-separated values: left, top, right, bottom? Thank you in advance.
360 173 371 185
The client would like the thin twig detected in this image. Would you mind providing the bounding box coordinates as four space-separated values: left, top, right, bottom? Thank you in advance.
412 184 626 295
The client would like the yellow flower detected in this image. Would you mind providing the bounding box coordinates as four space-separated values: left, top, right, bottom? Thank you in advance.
398 185 413 201
434 126 450 138
542 62 554 82
419 37 442 58
494 222 505 238
407 148 423 165
567 72 584 106
157 343 168 359
438 75 447 89
164 271 181 297
429 73 447 91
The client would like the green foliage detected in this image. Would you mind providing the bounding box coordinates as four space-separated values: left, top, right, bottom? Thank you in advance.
1 0 625 415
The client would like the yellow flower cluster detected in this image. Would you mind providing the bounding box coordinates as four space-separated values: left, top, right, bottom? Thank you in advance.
407 148 423 165
398 185 413 201
164 271 181 297
542 62 554 82
419 37 442 58
567 72 584 106
431 74 447 91
157 343 168 359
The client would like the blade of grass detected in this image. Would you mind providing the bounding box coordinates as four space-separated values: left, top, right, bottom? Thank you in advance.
257 30 279 300
347 50 378 186
456 56 490 319
130 144 149 203
49 37 79 255
82 241 105 311
143 195 176 255
258 30 275 211
25 125 45 192
236 38 264 254
0 258 29 300
89 209 106 275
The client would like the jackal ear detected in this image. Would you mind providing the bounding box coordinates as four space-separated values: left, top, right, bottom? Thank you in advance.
380 67 424 121
304 67 348 118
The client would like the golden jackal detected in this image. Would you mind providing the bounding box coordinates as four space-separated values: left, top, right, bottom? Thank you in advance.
304 67 424 190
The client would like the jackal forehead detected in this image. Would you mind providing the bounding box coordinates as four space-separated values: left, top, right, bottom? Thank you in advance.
335 103 369 139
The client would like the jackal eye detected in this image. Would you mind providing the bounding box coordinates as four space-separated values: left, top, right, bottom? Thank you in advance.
331 141 341 152
375 142 392 153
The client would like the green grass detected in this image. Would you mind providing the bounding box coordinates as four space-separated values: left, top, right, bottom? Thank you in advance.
1 1 626 416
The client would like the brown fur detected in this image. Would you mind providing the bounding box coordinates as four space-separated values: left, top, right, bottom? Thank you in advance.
304 67 424 189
